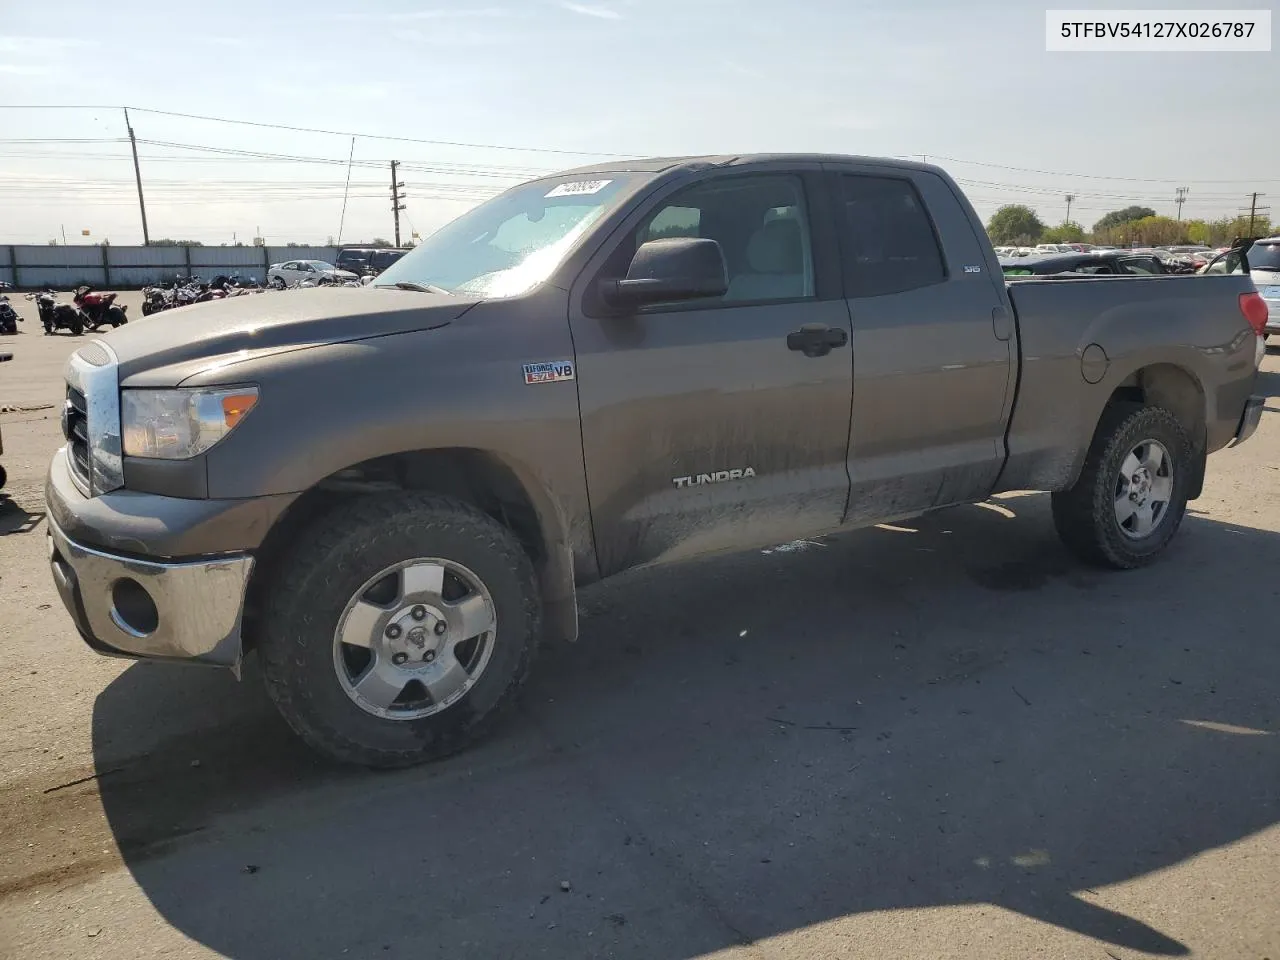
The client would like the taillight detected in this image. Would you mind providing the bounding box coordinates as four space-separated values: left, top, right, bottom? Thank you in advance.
1240 292 1268 337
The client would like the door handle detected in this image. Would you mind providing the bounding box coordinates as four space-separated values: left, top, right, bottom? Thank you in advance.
787 323 848 358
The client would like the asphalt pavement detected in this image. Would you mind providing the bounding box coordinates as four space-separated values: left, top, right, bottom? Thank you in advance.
1 304 1278 959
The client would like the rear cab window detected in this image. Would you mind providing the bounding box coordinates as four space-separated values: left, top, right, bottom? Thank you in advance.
836 175 945 297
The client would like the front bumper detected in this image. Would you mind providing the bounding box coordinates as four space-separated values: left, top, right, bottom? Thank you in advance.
1229 394 1265 448
44 447 272 667
48 516 253 667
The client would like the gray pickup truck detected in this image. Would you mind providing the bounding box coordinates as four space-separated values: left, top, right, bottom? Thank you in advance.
45 154 1268 767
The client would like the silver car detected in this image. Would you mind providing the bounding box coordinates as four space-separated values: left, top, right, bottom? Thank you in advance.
1201 238 1280 337
267 259 359 290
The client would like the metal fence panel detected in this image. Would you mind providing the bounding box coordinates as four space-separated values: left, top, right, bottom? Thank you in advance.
110 267 187 286
0 267 14 287
189 247 268 268
0 247 11 266
106 245 186 266
265 247 339 264
20 266 108 288
16 245 104 267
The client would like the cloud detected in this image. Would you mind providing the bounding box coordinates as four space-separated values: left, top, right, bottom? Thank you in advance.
391 7 509 19
559 1 622 19
0 64 50 75
0 36 95 53
335 7 512 22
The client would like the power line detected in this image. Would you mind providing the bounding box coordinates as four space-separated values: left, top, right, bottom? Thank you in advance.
929 154 1280 185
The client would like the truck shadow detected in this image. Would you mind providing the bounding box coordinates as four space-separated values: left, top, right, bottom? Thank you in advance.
88 493 1280 959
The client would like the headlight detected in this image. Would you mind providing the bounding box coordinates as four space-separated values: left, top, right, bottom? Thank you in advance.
121 387 259 459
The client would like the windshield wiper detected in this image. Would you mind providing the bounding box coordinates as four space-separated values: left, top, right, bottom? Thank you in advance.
377 281 451 295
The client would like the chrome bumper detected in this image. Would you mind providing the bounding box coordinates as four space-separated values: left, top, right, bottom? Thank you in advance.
1229 395 1265 448
47 517 254 667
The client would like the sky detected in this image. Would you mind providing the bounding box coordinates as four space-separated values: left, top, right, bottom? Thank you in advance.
0 0 1275 246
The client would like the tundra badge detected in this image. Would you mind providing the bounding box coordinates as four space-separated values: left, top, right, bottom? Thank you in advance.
672 467 756 488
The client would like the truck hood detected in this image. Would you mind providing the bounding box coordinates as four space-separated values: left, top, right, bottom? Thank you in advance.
101 287 479 383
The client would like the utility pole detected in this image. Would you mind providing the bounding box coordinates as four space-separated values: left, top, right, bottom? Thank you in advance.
390 160 407 248
1064 194 1076 225
123 107 150 245
1239 192 1268 237
1175 186 1188 222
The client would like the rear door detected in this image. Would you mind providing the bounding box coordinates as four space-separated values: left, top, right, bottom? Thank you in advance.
569 166 853 575
824 164 1016 523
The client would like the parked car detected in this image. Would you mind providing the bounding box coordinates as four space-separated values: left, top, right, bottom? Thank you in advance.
44 153 1265 768
1001 251 1169 276
1201 237 1280 338
336 247 410 277
267 260 358 289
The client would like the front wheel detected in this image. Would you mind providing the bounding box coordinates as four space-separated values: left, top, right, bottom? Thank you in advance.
257 493 541 768
271 276 286 290
69 317 84 336
1052 403 1191 569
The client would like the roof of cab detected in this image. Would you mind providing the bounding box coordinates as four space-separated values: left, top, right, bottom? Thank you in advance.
550 153 943 178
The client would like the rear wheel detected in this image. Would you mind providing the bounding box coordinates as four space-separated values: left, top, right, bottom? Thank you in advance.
107 306 127 327
1052 403 1191 569
69 315 83 336
257 493 541 768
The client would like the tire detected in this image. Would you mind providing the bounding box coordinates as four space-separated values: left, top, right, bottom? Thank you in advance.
272 276 286 290
70 317 84 336
107 306 127 327
0 464 7 490
257 493 541 768
1052 403 1191 569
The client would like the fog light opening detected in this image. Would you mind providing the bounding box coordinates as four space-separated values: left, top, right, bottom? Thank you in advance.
111 578 159 637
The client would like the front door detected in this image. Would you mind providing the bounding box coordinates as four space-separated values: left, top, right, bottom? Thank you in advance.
569 169 854 576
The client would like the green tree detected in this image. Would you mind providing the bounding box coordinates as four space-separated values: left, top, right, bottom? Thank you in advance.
1091 206 1157 233
1041 222 1086 243
986 205 1045 245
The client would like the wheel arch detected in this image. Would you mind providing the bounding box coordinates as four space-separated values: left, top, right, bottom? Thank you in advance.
1092 361 1208 498
243 446 578 651
1075 363 1203 504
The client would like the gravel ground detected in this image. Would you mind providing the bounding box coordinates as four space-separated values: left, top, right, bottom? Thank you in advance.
1 312 1278 960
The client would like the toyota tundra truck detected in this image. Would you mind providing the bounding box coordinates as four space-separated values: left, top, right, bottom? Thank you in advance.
45 154 1269 767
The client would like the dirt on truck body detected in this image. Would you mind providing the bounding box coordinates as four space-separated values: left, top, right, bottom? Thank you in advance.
44 153 1267 766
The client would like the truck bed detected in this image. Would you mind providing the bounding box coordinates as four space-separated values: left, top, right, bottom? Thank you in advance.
996 273 1260 494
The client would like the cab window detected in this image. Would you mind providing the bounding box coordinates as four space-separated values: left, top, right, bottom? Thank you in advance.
631 174 816 305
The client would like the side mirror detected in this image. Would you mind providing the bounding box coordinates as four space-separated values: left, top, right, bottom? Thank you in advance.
600 237 727 308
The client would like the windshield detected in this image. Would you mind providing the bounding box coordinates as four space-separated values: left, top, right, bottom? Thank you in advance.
1247 242 1280 272
374 174 638 298
309 260 337 271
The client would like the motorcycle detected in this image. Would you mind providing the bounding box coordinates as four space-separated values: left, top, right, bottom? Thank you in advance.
0 295 20 335
0 351 10 490
27 290 84 336
72 286 128 331
141 284 170 316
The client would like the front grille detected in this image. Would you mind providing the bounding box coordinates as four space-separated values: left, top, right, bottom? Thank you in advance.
65 385 90 487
